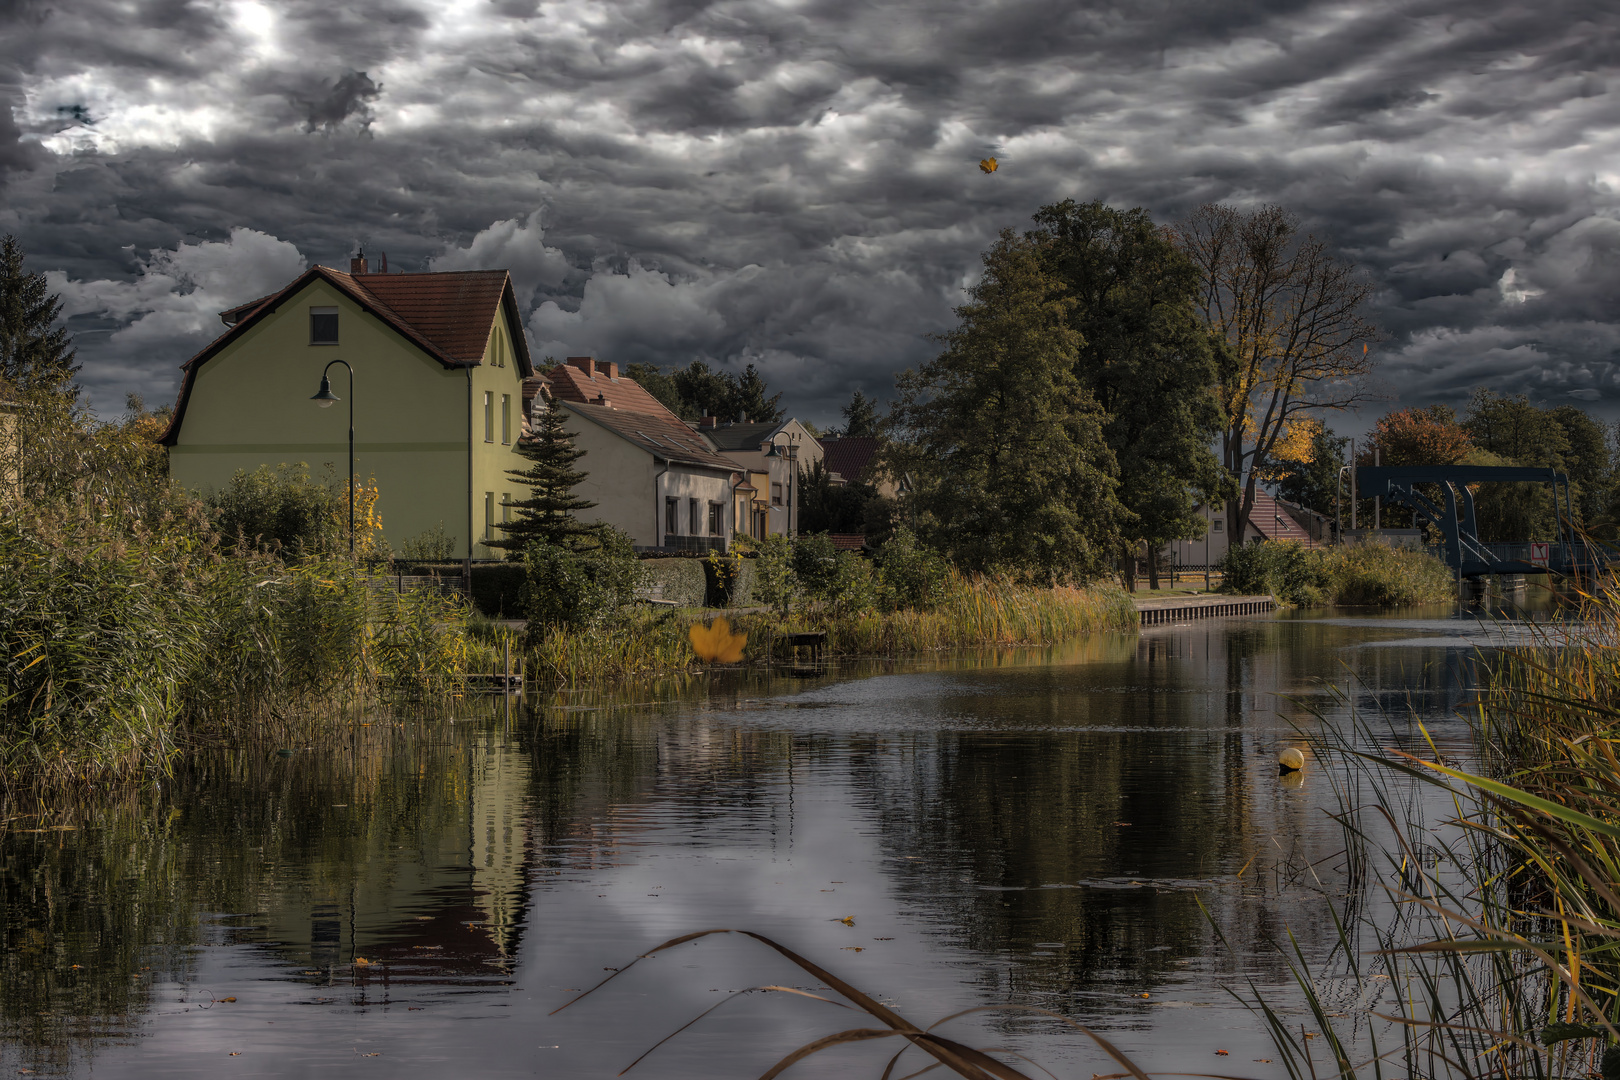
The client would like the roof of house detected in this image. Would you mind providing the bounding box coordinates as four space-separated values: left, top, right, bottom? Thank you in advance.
160 266 533 446
817 436 880 483
828 533 868 551
702 420 789 452
547 362 671 416
562 401 740 473
1250 491 1318 546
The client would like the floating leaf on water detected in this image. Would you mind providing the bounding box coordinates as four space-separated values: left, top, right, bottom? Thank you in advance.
689 618 747 663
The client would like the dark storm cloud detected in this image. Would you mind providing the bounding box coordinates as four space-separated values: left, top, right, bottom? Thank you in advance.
2 0 1618 427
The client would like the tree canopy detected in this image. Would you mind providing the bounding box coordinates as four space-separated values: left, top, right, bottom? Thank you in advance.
623 360 784 423
889 230 1119 581
837 390 880 437
1176 205 1378 542
1031 199 1229 582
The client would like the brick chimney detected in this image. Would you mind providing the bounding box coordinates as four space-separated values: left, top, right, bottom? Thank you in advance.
699 416 718 429
567 356 596 377
350 253 368 275
597 361 619 380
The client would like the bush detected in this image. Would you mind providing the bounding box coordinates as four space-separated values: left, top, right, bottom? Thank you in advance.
791 533 840 598
826 551 880 616
703 550 751 607
522 529 642 633
1218 541 1330 606
874 527 949 611
400 522 456 562
205 463 340 556
638 558 708 607
1218 540 1455 607
752 534 797 616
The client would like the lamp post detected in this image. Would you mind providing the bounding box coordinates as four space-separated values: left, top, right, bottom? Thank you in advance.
310 359 355 555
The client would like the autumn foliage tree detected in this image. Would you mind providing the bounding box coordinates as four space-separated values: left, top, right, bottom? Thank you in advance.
1176 205 1379 542
1370 406 1472 467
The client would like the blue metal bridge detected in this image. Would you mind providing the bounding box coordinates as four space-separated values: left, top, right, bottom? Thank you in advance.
1354 465 1604 578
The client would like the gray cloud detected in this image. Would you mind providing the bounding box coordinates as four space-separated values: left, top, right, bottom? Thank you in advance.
2 0 1617 430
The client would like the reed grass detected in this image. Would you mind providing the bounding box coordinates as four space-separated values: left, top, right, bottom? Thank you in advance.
0 512 482 792
1221 578 1620 1080
521 576 1136 686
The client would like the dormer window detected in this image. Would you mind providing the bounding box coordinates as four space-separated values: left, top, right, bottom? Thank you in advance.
310 307 338 345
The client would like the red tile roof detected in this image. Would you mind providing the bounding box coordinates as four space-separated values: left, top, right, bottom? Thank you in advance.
546 358 671 417
817 436 880 483
1250 491 1318 546
828 533 868 551
162 265 532 446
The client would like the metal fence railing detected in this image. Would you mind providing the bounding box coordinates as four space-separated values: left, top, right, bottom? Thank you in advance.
366 573 470 601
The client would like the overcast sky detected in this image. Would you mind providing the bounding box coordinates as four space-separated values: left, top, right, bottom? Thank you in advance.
2 0 1617 431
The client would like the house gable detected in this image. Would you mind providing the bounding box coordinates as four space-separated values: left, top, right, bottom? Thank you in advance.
161 266 530 446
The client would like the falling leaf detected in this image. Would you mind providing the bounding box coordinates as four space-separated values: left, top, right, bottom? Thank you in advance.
979 157 999 173
1215 1050 1229 1056
220 997 237 1003
354 957 372 966
837 916 855 927
841 947 865 952
689 618 747 663
229 1052 241 1056
1139 993 1150 999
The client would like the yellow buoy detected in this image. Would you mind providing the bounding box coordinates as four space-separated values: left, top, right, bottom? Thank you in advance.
1278 747 1306 772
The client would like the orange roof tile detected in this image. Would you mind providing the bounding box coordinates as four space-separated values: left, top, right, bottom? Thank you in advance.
547 359 671 416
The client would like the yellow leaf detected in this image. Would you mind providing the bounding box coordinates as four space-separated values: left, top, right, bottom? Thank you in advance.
838 916 855 926
978 157 998 173
688 618 747 663
354 957 371 966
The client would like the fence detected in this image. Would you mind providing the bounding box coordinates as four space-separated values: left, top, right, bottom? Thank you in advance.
367 572 470 601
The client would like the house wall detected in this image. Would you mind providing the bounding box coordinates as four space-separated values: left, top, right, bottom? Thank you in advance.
167 278 530 558
566 408 659 545
1163 503 1232 569
655 464 733 545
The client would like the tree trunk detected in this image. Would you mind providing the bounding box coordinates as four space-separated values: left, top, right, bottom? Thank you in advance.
1147 544 1161 590
1121 549 1137 592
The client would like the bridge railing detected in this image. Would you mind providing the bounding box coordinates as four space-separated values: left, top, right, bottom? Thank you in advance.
1426 542 1579 568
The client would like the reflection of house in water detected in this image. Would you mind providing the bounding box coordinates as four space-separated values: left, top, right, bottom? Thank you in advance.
243 727 535 986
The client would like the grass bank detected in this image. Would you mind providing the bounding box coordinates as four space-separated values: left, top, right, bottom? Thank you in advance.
524 575 1136 686
1219 538 1455 607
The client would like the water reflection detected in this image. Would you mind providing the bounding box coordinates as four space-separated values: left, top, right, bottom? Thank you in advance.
0 608 1529 1077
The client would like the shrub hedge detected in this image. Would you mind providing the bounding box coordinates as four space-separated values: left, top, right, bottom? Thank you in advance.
1218 540 1455 607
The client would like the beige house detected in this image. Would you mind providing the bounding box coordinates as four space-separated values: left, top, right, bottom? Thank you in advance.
160 256 534 559
544 357 739 552
699 417 822 539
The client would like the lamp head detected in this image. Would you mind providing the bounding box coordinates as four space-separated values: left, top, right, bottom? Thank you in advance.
311 375 339 408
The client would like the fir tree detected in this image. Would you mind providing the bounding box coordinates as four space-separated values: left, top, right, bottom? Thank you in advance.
488 400 601 559
839 390 879 437
0 234 79 396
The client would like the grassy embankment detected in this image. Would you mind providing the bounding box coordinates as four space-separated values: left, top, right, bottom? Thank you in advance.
524 574 1137 685
1219 538 1456 607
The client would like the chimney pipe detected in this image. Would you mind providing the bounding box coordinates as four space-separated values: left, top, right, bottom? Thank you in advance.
567 356 596 377
350 252 368 275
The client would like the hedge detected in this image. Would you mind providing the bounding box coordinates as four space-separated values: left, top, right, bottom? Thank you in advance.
638 558 708 607
398 561 527 618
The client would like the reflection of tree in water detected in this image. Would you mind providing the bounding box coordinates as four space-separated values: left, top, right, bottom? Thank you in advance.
518 682 798 870
0 701 532 1072
844 623 1359 1012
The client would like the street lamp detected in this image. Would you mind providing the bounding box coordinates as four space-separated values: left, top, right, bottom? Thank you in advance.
310 359 355 555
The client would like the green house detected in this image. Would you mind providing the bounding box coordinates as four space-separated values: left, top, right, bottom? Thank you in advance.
160 256 534 559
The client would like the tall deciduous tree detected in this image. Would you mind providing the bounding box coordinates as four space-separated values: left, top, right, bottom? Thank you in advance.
1175 205 1378 542
1031 199 1229 588
625 359 785 424
889 231 1119 581
1270 420 1348 517
0 234 78 396
488 399 601 559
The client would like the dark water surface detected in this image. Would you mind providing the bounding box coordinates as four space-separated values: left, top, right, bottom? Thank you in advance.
1 606 1537 1077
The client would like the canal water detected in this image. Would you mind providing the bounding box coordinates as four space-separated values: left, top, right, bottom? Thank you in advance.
0 605 1545 1078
